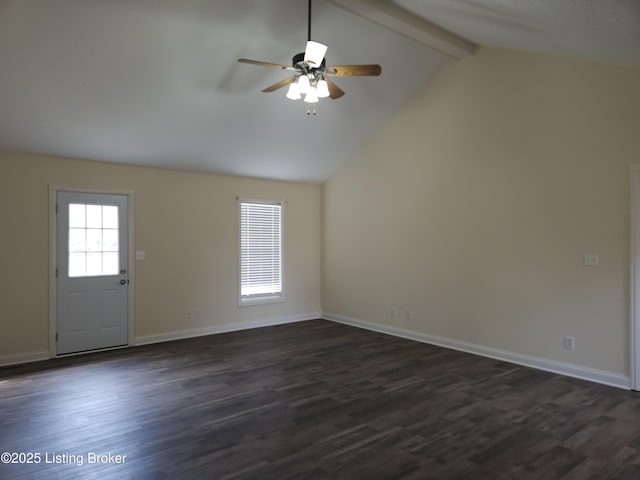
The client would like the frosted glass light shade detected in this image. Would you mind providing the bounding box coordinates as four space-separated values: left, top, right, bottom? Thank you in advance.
286 82 301 100
317 79 330 98
304 41 327 67
297 74 311 94
304 87 319 104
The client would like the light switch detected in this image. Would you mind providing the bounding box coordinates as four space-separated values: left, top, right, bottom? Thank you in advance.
583 253 599 267
135 250 145 261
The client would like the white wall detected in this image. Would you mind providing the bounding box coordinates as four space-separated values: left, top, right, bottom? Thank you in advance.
323 47 640 380
0 151 321 361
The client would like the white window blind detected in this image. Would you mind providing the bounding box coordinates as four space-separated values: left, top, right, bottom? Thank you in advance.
239 200 282 301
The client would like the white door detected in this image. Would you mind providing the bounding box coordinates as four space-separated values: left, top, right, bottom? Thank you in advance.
56 191 129 355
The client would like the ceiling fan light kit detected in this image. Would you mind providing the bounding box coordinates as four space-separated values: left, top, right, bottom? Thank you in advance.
238 0 381 114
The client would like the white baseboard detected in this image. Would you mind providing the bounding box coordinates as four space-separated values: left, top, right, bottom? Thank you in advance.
134 312 321 346
5 314 627 391
323 312 630 390
0 350 50 368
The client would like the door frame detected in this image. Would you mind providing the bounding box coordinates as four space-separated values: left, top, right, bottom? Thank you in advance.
48 185 136 358
631 165 640 390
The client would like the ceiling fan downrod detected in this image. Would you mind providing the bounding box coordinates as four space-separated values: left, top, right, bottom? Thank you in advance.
307 0 312 42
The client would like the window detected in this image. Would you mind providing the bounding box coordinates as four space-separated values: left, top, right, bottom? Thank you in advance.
238 199 283 305
68 203 119 277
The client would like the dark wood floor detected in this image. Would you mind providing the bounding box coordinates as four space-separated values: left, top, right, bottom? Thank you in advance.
1 320 640 479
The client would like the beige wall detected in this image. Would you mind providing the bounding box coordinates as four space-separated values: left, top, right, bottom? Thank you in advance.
0 151 321 358
323 47 640 376
3 46 640 380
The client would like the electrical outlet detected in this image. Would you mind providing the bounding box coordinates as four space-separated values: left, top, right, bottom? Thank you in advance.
391 307 397 318
407 310 413 320
194 308 200 318
564 336 575 350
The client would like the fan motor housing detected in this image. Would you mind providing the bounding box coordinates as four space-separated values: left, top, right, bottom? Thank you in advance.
293 52 326 70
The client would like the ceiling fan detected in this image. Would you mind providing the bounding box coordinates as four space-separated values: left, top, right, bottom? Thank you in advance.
238 0 382 114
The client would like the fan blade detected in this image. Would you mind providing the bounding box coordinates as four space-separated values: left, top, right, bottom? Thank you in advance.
262 76 297 93
238 59 298 72
325 64 382 76
326 78 345 99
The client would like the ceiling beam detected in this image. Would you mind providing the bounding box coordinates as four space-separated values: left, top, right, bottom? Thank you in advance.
327 0 476 60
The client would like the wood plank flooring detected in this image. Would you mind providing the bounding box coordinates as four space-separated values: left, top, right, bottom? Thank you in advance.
2 320 640 479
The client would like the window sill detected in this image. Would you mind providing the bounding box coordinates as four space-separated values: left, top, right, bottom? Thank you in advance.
238 295 285 307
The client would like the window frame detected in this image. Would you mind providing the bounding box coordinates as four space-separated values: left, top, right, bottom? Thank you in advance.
67 202 121 278
237 197 285 307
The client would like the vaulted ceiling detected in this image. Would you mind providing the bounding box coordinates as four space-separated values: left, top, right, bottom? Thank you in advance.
0 0 638 183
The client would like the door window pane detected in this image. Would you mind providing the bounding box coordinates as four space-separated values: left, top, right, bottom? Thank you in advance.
69 204 86 228
103 252 119 275
69 229 86 253
86 229 102 252
103 229 118 251
103 206 118 229
86 253 102 276
86 204 102 228
69 253 86 277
